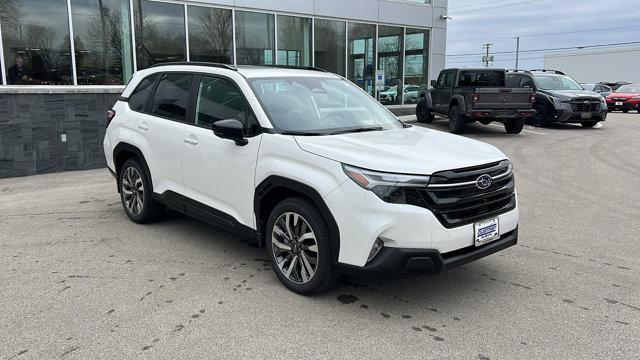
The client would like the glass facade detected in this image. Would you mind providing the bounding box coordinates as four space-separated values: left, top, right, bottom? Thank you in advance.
235 11 275 65
0 0 431 105
277 15 312 67
314 19 346 76
348 22 376 96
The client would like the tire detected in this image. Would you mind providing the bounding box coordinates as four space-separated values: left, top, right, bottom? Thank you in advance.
416 101 435 123
266 197 339 295
118 158 163 224
504 118 525 134
532 103 548 127
448 106 467 134
623 109 629 113
581 121 598 128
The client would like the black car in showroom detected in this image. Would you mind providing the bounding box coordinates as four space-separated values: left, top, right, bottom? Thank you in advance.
506 70 607 128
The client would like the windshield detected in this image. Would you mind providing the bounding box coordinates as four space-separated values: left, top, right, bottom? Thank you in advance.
616 85 640 93
534 74 583 91
248 77 403 134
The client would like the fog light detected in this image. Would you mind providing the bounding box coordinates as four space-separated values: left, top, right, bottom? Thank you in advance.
367 239 384 262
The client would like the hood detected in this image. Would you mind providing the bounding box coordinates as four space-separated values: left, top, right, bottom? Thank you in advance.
607 92 640 99
545 89 602 100
294 126 507 175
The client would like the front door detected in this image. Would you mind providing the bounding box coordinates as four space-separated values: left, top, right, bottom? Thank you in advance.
181 75 262 230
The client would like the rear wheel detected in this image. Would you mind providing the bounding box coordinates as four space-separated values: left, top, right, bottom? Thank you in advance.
266 197 339 295
416 101 435 123
448 106 467 134
581 121 598 128
119 158 163 223
532 103 548 127
504 118 525 134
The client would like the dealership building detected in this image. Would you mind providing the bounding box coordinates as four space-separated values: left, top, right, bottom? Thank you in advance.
0 0 448 178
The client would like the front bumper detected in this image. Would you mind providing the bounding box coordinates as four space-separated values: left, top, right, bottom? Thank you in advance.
338 228 518 277
324 178 519 269
553 102 607 122
606 100 640 111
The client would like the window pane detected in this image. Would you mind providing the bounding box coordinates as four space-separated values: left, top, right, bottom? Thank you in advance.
71 0 134 85
235 11 275 65
314 19 345 76
151 73 194 121
377 26 404 105
404 28 429 104
348 23 376 96
277 15 311 66
129 74 158 112
2 0 72 85
134 0 186 70
188 5 233 64
195 75 259 135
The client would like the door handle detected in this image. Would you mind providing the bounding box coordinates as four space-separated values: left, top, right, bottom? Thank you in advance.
138 122 149 131
184 136 198 145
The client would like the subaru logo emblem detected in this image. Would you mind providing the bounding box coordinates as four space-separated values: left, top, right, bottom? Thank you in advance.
476 174 493 190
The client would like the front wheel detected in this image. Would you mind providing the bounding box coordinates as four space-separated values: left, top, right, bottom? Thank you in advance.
581 121 599 128
448 106 467 134
623 109 629 113
532 104 548 127
416 101 435 123
266 197 339 295
504 118 525 134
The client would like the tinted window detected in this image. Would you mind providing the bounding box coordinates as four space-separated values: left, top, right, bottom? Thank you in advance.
2 0 73 85
521 76 535 88
129 74 158 112
506 75 522 88
195 76 260 135
151 73 194 121
458 71 505 87
443 71 455 87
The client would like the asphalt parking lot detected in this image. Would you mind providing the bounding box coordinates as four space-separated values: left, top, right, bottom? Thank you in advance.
1 112 639 359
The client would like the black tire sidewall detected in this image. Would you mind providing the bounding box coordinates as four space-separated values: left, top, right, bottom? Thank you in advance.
505 118 525 134
532 104 547 127
265 198 335 295
416 102 434 123
448 106 466 134
119 158 154 223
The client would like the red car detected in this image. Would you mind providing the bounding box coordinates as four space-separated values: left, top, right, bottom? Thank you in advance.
605 84 640 113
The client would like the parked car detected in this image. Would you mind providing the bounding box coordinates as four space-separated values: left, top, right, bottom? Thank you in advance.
599 81 631 91
104 63 519 294
379 84 421 104
506 70 607 128
581 83 612 97
605 84 640 113
417 68 535 134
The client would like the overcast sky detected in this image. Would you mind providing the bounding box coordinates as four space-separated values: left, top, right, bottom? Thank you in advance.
445 0 640 69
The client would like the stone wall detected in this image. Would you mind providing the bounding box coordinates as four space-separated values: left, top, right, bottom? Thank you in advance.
0 92 120 178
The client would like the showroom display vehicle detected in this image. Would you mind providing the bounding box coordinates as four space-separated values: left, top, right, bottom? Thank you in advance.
104 63 519 294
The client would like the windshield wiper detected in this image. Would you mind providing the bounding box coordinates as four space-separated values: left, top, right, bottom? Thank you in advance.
280 130 327 136
326 126 384 135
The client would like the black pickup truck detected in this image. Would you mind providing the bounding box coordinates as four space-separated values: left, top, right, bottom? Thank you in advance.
416 68 535 134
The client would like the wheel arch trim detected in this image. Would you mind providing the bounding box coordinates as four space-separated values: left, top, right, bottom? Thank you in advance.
113 142 153 194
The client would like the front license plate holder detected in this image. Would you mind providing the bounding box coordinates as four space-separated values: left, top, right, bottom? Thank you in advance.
615 102 623 106
474 217 500 247
581 112 592 119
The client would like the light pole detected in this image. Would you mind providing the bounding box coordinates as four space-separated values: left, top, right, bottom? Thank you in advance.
514 36 520 69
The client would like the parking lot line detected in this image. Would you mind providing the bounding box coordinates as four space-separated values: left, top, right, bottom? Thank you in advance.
488 123 547 135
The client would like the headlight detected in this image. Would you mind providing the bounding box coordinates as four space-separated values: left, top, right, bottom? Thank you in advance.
342 164 430 203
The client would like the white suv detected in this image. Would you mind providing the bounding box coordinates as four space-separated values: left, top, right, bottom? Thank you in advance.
104 63 519 294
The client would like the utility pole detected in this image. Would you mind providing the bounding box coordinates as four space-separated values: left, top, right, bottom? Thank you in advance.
514 36 520 69
482 43 493 67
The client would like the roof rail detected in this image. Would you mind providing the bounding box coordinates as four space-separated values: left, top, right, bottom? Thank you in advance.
241 64 327 72
529 69 565 75
148 62 238 71
506 69 533 75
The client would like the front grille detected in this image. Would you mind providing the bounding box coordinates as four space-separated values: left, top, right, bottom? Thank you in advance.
406 161 516 228
570 98 601 112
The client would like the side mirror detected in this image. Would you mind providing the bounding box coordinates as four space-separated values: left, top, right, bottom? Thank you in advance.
431 80 437 87
213 119 248 146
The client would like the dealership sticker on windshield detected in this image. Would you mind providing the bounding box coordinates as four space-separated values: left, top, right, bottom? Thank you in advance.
474 217 500 247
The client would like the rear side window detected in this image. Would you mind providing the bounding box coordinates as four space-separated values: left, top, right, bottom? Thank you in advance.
506 75 522 88
458 71 505 87
128 74 158 112
151 73 195 121
195 75 261 135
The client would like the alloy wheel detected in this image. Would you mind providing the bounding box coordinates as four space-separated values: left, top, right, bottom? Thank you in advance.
271 212 319 284
122 167 144 215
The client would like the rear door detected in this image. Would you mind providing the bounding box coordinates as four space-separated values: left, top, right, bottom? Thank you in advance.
133 72 193 196
181 74 262 230
432 70 455 113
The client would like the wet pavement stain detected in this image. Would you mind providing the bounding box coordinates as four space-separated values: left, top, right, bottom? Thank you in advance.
360 304 369 309
412 326 422 332
337 294 358 304
380 313 391 318
402 314 412 319
106 309 115 315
